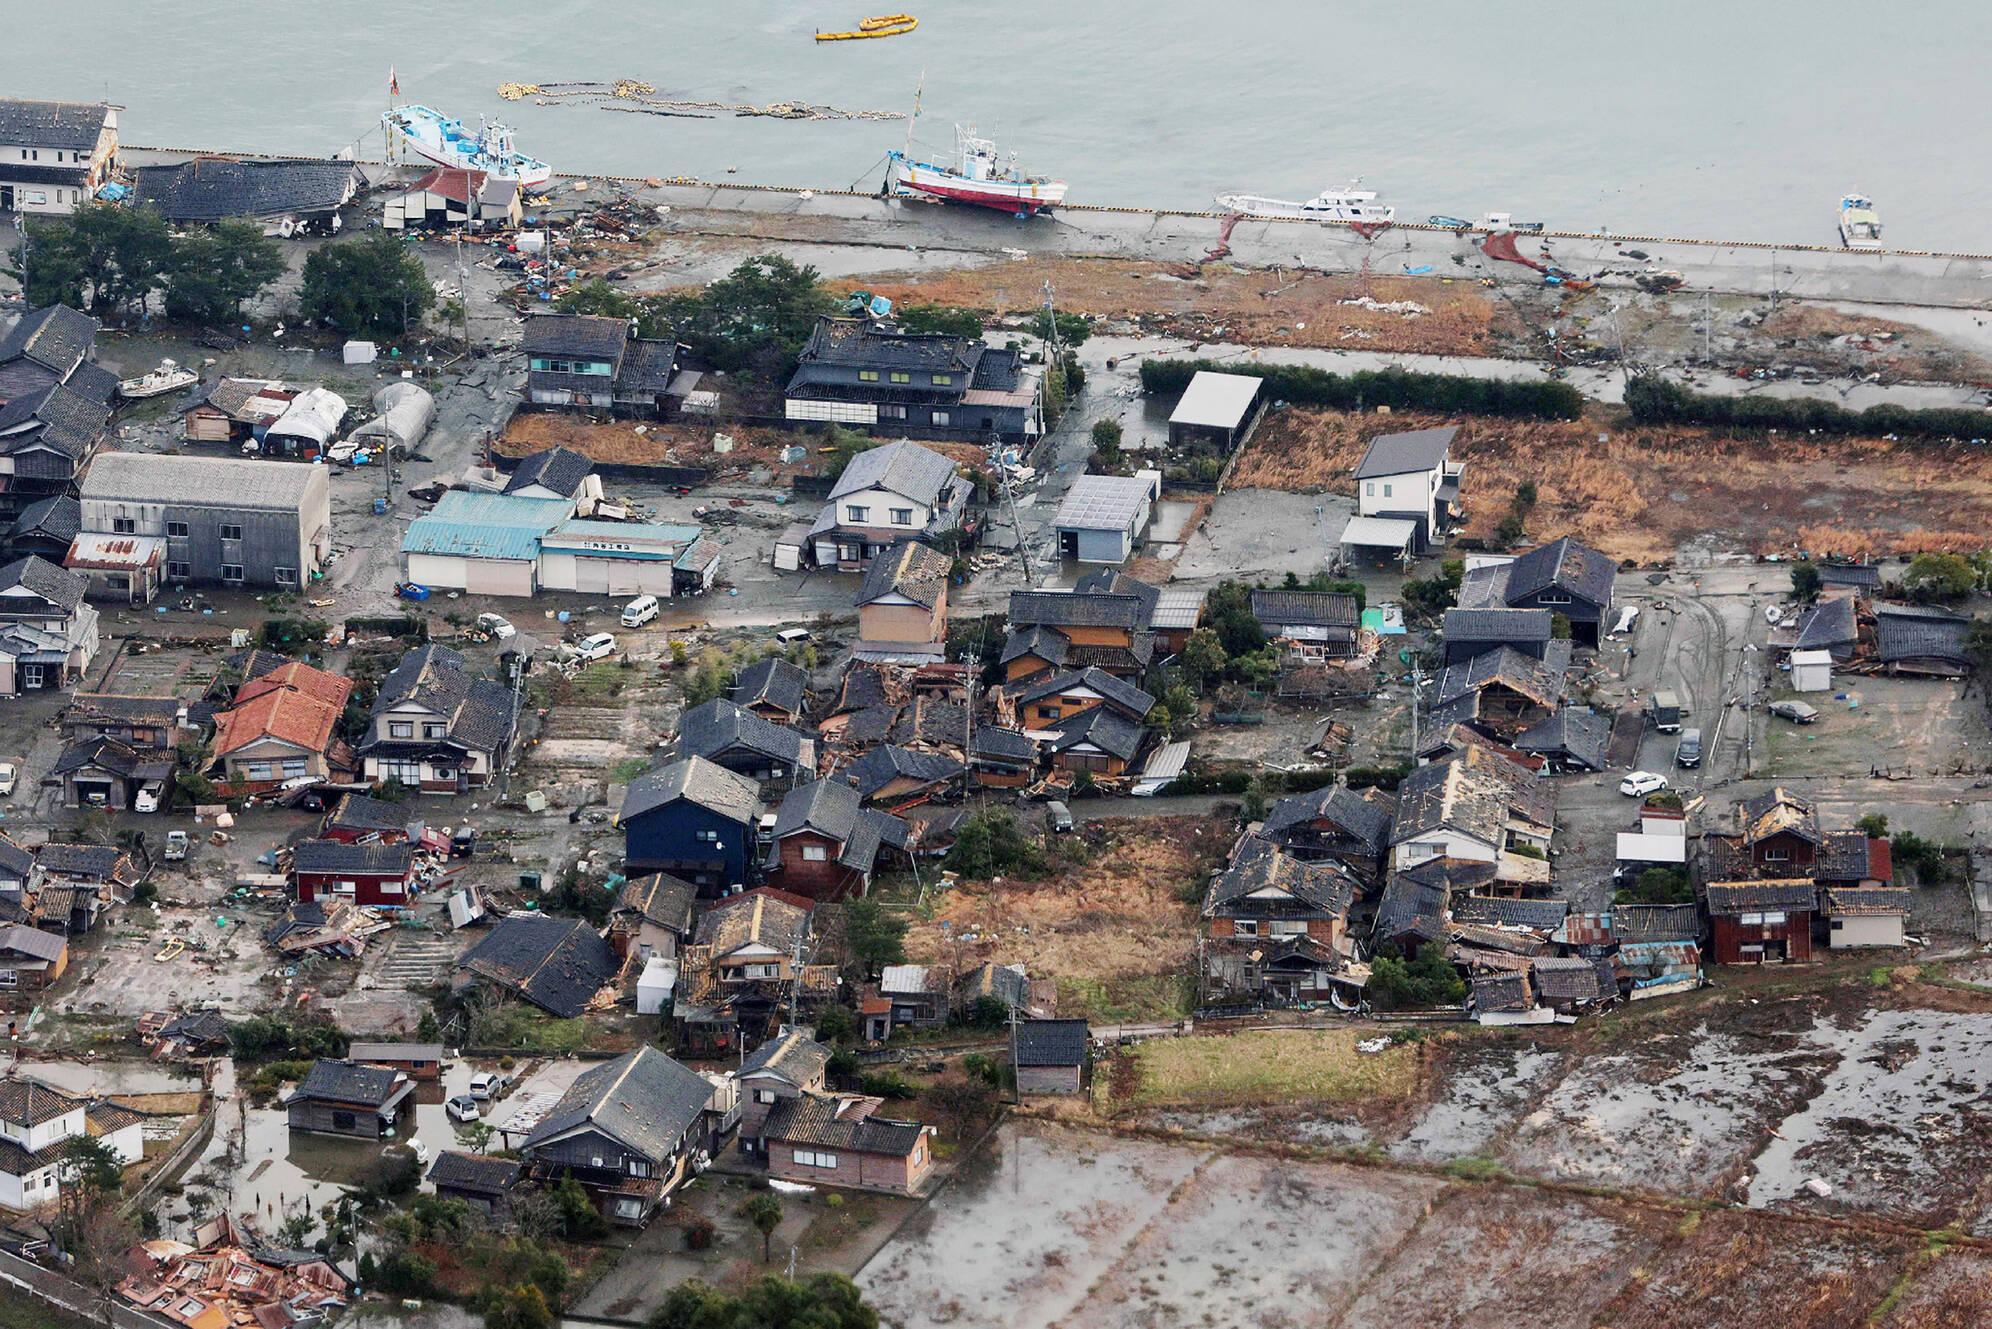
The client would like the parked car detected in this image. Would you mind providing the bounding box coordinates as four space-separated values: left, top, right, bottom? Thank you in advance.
1045 800 1075 834
164 830 190 860
0 762 17 796
476 612 516 641
620 595 660 628
565 632 617 663
395 582 431 601
775 627 812 646
1674 728 1703 769
468 1071 510 1101
1619 771 1669 798
1769 699 1820 724
133 784 162 814
446 1095 481 1123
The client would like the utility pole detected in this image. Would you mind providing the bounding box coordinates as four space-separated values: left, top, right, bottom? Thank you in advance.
1007 997 1022 1106
1408 654 1425 759
999 461 1034 587
1702 290 1713 364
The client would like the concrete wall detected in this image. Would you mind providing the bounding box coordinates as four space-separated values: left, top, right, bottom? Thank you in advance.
859 601 942 647
1017 1065 1082 1095
1828 913 1904 948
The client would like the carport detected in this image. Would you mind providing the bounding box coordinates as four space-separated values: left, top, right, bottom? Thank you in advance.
1338 514 1418 563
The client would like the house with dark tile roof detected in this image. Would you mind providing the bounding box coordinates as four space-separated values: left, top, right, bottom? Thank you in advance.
290 841 418 909
520 1046 721 1224
0 925 67 1009
855 539 951 663
731 656 810 723
1251 590 1361 665
1738 787 1823 874
1440 607 1554 666
455 915 620 1018
503 446 598 501
1045 704 1148 779
764 778 909 899
427 1151 523 1219
283 1059 413 1139
967 725 1040 788
836 745 964 807
1874 603 1974 677
1011 1019 1092 1096
0 555 97 692
133 158 357 231
1513 707 1612 772
53 734 173 813
671 698 815 785
358 644 514 793
785 315 1041 447
763 1091 935 1194
319 792 423 845
1260 784 1393 877
618 755 762 889
0 102 118 216
1703 879 1817 964
1199 837 1365 1008
1821 886 1910 949
523 314 684 418
610 871 699 960
1390 742 1555 879
1003 584 1160 683
736 1030 832 1147
5 494 81 564
1457 536 1617 646
807 438 970 570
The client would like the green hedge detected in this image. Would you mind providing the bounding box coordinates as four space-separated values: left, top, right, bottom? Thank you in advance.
1140 359 1586 421
1625 374 1992 439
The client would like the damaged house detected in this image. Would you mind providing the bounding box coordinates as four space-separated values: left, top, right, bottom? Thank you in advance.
358 644 515 793
455 914 621 1018
1258 783 1393 880
1427 643 1570 743
1199 836 1364 1007
807 438 969 571
617 755 762 890
1457 535 1616 647
854 538 952 665
1389 742 1555 887
763 777 910 900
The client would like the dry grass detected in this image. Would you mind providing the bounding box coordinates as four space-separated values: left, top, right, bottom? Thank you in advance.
501 412 805 470
902 816 1225 995
1232 405 1992 563
1128 1029 1420 1107
859 256 1515 357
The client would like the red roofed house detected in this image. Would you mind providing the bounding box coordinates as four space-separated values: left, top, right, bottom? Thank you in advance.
210 661 354 792
381 168 524 231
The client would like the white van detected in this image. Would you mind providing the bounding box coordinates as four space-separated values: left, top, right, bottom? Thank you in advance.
620 595 660 628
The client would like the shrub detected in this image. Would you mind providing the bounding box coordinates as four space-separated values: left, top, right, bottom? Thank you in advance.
1891 831 1954 885
943 809 1049 878
858 1071 916 1100
1140 359 1586 421
1367 942 1466 1010
683 1218 716 1251
1625 371 1992 439
373 1251 437 1297
1344 764 1411 791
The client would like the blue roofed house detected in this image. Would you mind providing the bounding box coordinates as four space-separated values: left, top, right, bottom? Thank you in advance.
402 487 717 599
538 519 720 597
401 491 572 597
808 439 969 571
618 755 762 891
784 315 1041 444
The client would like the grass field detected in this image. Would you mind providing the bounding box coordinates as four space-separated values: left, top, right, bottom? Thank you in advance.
1128 1029 1421 1107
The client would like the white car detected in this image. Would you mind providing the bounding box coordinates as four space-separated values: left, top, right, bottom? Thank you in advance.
0 762 16 797
468 1071 509 1101
567 632 617 663
476 612 516 641
446 1094 481 1123
1618 770 1670 798
132 784 162 814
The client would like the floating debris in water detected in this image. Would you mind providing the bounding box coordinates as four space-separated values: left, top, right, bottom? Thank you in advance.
499 80 903 121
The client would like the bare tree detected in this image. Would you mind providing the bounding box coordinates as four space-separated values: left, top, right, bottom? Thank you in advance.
68 1205 140 1329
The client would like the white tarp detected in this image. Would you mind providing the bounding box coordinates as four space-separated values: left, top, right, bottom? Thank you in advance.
1616 832 1689 864
348 381 436 451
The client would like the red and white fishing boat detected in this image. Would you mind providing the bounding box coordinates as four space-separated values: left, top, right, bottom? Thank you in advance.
889 124 1066 216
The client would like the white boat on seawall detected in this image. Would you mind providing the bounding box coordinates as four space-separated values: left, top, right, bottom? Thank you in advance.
119 360 198 399
384 105 552 187
1215 180 1394 223
889 126 1066 216
1839 192 1882 250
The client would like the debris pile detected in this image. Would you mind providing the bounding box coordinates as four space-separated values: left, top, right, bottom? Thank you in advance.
118 1215 351 1328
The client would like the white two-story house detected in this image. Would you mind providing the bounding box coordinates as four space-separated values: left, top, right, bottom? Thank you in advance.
357 644 515 794
0 555 97 693
0 1076 141 1212
1389 741 1554 885
1341 426 1464 559
809 439 967 570
0 100 118 214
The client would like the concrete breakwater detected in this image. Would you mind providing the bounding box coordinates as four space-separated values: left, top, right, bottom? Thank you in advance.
123 145 1992 311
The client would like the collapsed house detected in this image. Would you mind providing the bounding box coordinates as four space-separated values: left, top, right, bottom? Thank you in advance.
118 1213 351 1328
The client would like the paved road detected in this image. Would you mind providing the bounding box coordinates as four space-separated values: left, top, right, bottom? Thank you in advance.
0 1246 175 1329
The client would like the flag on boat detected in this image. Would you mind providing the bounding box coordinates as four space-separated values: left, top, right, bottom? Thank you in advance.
389 68 400 97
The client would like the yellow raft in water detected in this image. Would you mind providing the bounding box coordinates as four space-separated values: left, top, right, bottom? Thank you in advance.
816 14 918 40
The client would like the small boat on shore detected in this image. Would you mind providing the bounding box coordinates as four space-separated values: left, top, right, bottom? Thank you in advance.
384 105 551 187
1839 192 1882 250
1216 180 1393 223
890 124 1065 216
817 13 918 40
119 360 198 399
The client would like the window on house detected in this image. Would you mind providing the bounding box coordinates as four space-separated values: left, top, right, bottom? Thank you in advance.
1365 483 1375 497
616 1197 644 1219
1233 919 1258 937
755 1089 778 1104
931 374 953 386
846 505 870 523
695 829 720 843
746 963 781 979
879 404 907 420
218 524 243 541
167 562 191 579
377 880 404 895
1271 920 1308 936
244 762 273 781
112 518 136 534
166 521 189 538
220 565 244 582
105 574 128 590
1536 591 1571 605
274 567 297 585
890 508 913 525
389 722 414 739
1762 847 1789 862
793 1149 839 1169
801 844 828 862
334 880 357 895
628 1159 651 1177
858 370 879 382
889 372 911 384
932 410 950 426
422 723 446 739
1037 706 1061 720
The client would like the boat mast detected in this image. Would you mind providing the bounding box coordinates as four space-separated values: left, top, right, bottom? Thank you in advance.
903 70 923 161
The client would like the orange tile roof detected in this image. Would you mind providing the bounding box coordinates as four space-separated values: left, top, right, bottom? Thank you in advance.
212 686 341 758
235 661 352 710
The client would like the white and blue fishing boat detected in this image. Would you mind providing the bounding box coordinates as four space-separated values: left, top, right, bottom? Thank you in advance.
383 105 552 187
